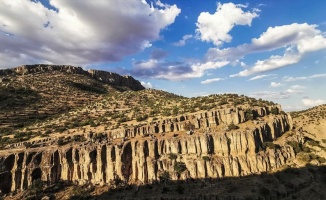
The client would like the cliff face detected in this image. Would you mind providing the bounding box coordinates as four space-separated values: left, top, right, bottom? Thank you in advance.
87 69 144 91
0 112 294 193
0 64 145 91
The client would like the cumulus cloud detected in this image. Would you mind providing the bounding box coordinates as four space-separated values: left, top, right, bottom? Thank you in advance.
231 51 301 77
302 98 325 107
201 77 224 84
196 2 259 46
141 81 153 89
172 34 193 46
206 23 326 76
283 73 326 82
270 82 283 87
0 0 181 68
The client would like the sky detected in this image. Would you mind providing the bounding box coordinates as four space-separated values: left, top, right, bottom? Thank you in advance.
0 0 326 111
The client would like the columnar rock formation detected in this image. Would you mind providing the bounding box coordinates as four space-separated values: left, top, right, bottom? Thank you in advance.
108 105 281 139
0 64 145 91
0 111 294 193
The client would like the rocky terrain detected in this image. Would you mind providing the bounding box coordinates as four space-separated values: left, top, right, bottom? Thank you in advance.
0 65 144 135
0 65 325 200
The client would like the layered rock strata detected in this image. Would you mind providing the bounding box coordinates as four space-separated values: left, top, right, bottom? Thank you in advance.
0 113 294 193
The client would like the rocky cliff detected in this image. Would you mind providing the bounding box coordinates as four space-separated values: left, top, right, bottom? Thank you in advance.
0 64 145 91
0 106 294 194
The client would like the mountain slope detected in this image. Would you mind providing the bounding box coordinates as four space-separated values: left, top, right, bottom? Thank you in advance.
0 64 144 134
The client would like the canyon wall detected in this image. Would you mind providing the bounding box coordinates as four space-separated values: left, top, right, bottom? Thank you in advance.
0 114 294 193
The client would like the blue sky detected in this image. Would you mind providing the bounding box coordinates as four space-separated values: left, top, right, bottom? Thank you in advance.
0 0 325 111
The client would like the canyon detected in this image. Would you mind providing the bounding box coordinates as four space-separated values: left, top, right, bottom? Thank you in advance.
0 106 294 194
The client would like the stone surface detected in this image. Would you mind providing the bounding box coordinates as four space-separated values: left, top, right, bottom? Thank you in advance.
0 64 145 91
0 114 294 193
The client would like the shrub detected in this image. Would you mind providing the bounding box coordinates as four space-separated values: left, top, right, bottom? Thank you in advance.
168 153 177 160
227 123 239 130
57 139 64 146
159 171 170 185
270 107 278 115
245 109 254 120
263 142 280 150
202 156 210 161
174 162 187 175
318 156 326 163
287 141 301 153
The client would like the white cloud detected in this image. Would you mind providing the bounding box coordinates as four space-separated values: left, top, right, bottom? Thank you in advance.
240 61 247 67
302 98 325 107
172 34 193 46
270 82 283 87
250 90 300 99
232 51 301 77
290 85 306 90
130 59 229 81
201 77 224 84
207 23 326 76
248 74 276 81
0 0 181 68
141 81 153 88
196 2 259 46
283 73 326 82
250 86 303 99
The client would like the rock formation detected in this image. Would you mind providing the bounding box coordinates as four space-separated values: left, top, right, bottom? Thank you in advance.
0 64 145 91
0 105 295 194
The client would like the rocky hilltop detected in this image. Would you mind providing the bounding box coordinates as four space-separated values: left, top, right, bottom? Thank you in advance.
0 64 144 91
0 68 325 200
0 65 144 133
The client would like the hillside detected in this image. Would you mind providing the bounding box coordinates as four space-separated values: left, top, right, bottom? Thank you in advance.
0 66 325 200
0 64 144 135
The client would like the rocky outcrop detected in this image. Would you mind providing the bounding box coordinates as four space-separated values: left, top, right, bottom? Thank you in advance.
0 64 145 91
108 106 280 139
0 114 294 193
87 69 144 91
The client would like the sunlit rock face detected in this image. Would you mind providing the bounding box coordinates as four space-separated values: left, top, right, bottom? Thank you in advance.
0 108 294 193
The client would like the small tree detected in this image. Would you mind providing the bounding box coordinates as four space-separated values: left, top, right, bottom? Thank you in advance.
174 162 187 175
270 107 278 115
202 156 210 161
245 108 254 120
159 171 170 185
168 153 177 160
227 123 239 131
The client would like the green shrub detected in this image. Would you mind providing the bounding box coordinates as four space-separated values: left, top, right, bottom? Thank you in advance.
57 139 64 146
174 162 187 175
245 109 254 120
168 153 177 160
159 171 170 185
202 156 210 161
318 156 326 163
263 142 280 150
228 123 239 130
270 107 278 115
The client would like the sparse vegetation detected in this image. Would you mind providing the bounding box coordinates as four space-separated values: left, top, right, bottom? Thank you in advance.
174 162 187 175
